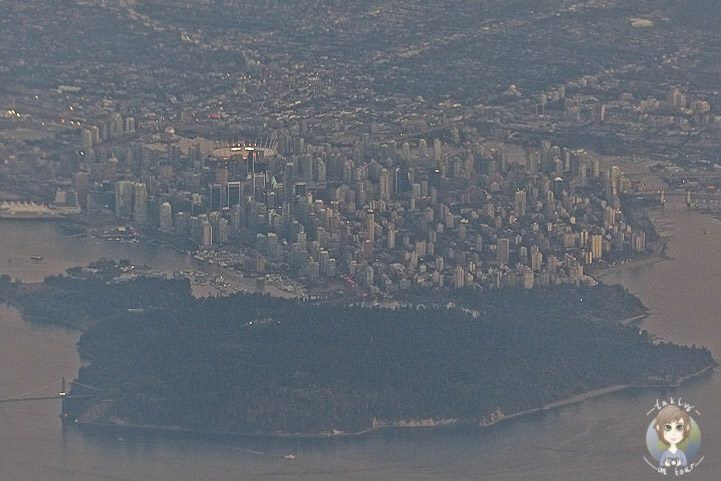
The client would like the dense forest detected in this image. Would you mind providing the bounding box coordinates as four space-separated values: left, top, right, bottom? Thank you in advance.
0 271 714 435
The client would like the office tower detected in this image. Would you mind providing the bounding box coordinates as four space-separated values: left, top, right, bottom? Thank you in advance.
454 266 465 289
379 168 392 201
401 142 410 160
110 113 123 139
579 160 588 187
90 125 100 144
590 234 603 260
74 171 89 209
522 268 534 289
418 139 428 157
610 166 621 192
433 138 442 161
362 266 374 288
215 167 229 186
316 159 326 182
525 148 538 175
81 128 93 149
228 181 241 207
201 219 213 246
188 143 202 164
99 122 109 141
104 157 119 182
601 207 614 229
216 218 229 244
283 162 296 203
174 211 189 235
540 140 552 172
115 180 133 218
132 182 147 225
209 183 222 211
497 238 510 266
515 189 527 218
530 245 542 271
366 209 375 244
124 116 135 134
595 104 606 122
159 202 173 232
300 156 313 181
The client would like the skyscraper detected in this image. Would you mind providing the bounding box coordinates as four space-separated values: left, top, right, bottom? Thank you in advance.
110 113 123 139
379 168 392 201
132 182 147 225
283 162 296 203
418 139 428 158
515 189 527 218
590 234 603 260
159 202 173 232
433 138 442 161
366 209 375 244
497 238 510 266
115 180 133 218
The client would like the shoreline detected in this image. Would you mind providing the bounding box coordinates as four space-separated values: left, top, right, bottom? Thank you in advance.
72 362 716 441
588 253 671 280
7 209 717 443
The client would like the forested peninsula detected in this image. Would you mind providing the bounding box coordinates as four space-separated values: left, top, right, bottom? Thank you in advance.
0 267 714 436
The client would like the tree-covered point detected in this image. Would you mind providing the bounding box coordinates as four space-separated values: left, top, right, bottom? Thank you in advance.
2 271 713 435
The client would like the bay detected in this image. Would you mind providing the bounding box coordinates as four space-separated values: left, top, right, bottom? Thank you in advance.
0 207 718 480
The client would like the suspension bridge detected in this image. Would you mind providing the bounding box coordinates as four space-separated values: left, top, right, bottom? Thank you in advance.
0 378 103 422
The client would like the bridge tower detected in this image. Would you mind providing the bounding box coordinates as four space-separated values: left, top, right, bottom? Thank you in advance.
686 190 692 208
659 189 666 207
59 377 69 423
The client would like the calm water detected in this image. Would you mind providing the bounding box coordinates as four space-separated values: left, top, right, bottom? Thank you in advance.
0 212 719 481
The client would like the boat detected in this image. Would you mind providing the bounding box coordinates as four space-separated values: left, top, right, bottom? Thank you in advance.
30 255 43 261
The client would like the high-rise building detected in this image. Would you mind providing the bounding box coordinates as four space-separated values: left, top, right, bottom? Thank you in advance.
90 125 100 144
159 202 173 232
530 245 542 271
525 149 538 175
199 220 211 246
124 116 135 134
433 138 442 161
515 189 527 218
540 139 552 172
74 171 89 209
81 128 93 149
590 234 603 260
379 168 392 201
366 209 375 244
283 162 296 203
497 238 510 266
418 139 428 158
454 266 465 289
362 266 374 288
175 211 189 235
132 183 147 225
110 113 123 139
115 180 133 218
610 166 622 192
216 218 229 244
316 159 326 182
401 142 410 160
595 104 606 122
209 183 223 211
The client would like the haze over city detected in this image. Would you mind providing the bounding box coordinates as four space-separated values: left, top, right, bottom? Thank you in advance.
0 1 720 479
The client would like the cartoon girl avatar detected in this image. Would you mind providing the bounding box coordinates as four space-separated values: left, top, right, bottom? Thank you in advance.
654 404 691 467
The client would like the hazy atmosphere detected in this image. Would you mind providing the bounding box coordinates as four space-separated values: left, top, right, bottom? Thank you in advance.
1 0 720 479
